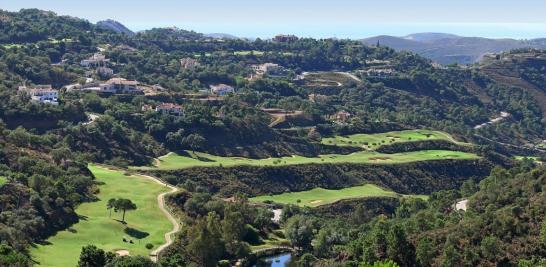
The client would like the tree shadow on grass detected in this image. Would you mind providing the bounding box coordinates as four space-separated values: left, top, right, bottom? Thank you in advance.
124 227 149 240
114 219 128 225
176 150 215 162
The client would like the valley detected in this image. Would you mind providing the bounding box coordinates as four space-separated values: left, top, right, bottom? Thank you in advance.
0 7 545 267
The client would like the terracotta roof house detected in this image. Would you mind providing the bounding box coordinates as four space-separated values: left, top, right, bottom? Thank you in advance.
155 103 183 116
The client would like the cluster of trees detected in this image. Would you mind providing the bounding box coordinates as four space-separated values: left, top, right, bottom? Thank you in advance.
271 163 546 266
0 121 96 263
162 192 276 266
78 245 155 267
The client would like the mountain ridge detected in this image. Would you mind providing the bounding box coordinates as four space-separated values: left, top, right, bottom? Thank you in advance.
362 33 546 65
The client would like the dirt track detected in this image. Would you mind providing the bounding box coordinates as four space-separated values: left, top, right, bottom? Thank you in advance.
137 173 180 262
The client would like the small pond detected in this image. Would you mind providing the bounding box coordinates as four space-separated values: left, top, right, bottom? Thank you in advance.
253 253 295 267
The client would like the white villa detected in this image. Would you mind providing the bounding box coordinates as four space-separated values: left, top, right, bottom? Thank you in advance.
251 63 284 76
18 85 59 105
81 53 109 67
74 78 142 94
155 103 183 116
210 84 235 96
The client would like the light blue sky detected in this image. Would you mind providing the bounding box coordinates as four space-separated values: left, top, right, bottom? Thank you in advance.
4 0 546 39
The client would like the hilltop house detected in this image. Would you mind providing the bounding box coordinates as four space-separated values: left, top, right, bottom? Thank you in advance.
155 103 183 116
273 34 298 43
210 84 235 96
180 58 200 70
18 85 59 105
80 53 109 67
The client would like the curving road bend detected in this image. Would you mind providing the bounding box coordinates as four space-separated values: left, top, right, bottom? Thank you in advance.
137 174 180 262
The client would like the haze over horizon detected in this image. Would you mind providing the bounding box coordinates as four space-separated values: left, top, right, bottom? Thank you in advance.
4 0 546 39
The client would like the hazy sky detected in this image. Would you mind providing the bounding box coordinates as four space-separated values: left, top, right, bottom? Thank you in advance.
4 0 546 39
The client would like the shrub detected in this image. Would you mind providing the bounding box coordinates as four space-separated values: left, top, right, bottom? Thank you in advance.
145 243 153 249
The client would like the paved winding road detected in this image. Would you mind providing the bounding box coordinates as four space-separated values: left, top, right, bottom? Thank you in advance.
137 174 180 262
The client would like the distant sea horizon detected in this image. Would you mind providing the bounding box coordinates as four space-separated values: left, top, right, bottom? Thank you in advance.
126 22 546 40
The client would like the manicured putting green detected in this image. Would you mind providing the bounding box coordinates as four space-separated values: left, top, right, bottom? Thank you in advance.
31 165 173 267
321 130 462 150
132 149 478 171
250 184 427 207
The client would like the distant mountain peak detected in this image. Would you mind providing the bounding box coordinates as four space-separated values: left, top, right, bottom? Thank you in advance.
96 19 134 36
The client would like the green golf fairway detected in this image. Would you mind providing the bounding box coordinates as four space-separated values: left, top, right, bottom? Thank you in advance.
250 184 427 207
31 165 172 267
132 149 478 171
321 130 463 149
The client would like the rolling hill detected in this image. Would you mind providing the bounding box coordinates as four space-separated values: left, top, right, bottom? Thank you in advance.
362 33 546 65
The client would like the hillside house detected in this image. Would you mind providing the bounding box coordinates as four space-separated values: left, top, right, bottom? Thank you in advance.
99 78 142 94
18 85 59 105
155 103 183 116
80 53 109 67
210 84 235 96
362 68 395 78
335 110 351 122
273 34 298 43
180 58 200 70
251 63 284 76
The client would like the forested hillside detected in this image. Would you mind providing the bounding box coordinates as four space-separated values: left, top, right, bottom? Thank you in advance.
0 8 545 267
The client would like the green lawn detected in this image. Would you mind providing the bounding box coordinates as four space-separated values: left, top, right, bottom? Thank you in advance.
31 165 173 267
515 156 542 163
132 149 478 171
250 184 427 207
234 50 265 56
321 130 463 150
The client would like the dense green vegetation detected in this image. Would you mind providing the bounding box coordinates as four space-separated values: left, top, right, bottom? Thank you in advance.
270 164 546 267
31 165 172 267
250 184 426 207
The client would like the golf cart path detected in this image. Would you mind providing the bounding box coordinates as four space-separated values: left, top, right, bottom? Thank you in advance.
137 173 180 262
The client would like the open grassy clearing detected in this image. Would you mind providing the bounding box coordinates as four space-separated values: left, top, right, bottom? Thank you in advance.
321 130 464 150
249 230 290 252
515 156 543 164
301 71 358 87
250 184 427 207
132 149 478 171
31 165 172 267
234 50 265 56
0 176 6 186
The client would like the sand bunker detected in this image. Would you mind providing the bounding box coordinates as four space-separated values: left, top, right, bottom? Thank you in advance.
369 157 391 161
115 249 130 256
